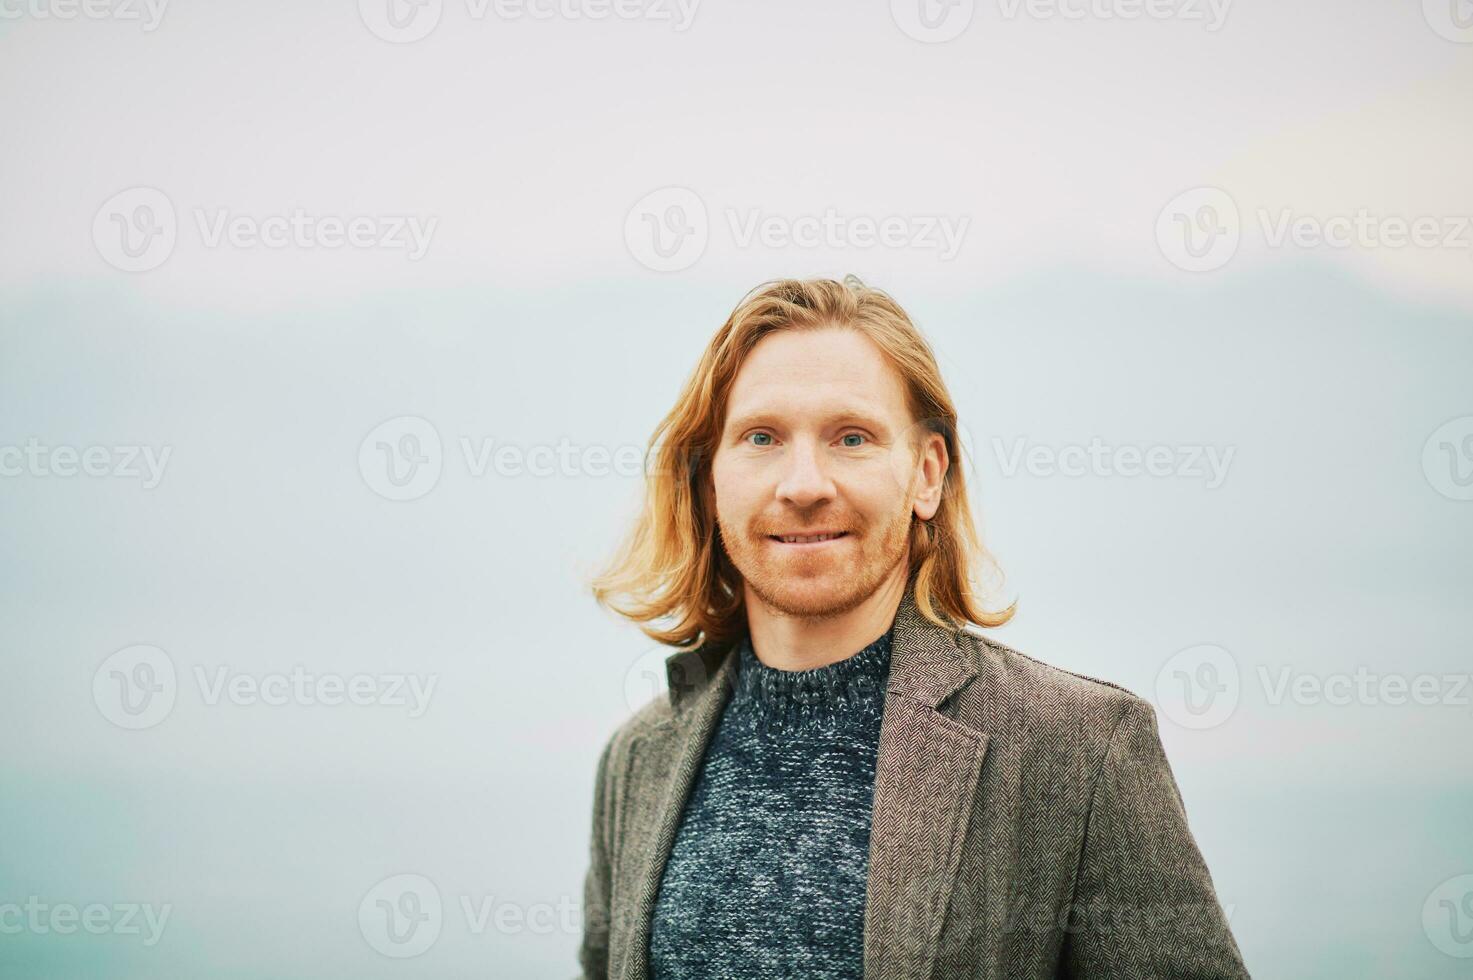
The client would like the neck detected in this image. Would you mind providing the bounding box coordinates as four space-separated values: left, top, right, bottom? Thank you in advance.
742 562 910 672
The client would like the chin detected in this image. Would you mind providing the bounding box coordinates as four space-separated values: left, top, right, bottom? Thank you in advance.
748 573 869 618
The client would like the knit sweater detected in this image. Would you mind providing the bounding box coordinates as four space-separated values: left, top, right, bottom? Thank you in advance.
647 627 894 979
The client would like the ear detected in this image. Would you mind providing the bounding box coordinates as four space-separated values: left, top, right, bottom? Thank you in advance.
911 430 948 521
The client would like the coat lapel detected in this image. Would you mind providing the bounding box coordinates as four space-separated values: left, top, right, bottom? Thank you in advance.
863 587 990 980
614 584 990 980
614 640 738 980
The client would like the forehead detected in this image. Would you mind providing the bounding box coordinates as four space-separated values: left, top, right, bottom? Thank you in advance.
723 326 909 427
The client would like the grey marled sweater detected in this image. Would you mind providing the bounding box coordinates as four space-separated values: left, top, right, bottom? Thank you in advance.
647 627 893 979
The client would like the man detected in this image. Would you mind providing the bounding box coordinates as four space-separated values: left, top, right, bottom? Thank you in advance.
580 277 1250 979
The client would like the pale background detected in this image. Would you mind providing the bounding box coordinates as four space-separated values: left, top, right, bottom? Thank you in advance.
2 0 1471 976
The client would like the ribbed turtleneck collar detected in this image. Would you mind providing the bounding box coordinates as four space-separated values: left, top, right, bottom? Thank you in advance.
727 629 893 734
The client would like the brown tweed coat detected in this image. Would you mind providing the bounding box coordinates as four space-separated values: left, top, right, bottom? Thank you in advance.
577 584 1251 979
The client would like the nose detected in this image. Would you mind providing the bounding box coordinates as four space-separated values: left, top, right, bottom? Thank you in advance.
774 438 836 509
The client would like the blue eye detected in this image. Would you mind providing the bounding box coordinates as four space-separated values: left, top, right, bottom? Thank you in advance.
749 433 773 446
841 433 865 447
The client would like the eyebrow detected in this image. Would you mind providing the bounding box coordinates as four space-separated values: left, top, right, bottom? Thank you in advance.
724 410 891 435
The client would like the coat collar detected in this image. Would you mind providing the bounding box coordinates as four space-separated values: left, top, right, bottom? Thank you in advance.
620 581 992 979
661 580 978 717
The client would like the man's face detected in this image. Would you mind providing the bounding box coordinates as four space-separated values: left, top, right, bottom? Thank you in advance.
711 325 946 619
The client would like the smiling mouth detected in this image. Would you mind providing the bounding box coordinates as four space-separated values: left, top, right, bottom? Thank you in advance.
768 531 850 545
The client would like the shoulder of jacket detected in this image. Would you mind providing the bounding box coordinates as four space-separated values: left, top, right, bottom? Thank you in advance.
956 624 1153 735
